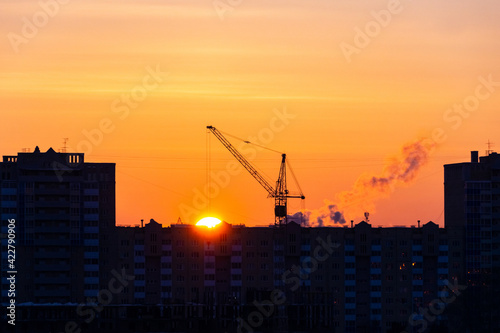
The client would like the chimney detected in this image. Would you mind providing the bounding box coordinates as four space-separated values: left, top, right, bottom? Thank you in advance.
141 219 144 228
351 220 354 228
418 220 420 228
471 151 479 163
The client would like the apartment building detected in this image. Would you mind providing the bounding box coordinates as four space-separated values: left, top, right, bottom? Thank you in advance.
108 218 462 333
444 150 500 332
0 147 115 304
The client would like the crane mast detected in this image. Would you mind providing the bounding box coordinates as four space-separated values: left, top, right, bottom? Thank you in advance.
206 126 304 226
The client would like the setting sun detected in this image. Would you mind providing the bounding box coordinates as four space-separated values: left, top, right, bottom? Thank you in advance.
196 217 222 228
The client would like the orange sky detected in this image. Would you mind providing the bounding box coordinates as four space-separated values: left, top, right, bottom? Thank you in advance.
1 0 500 227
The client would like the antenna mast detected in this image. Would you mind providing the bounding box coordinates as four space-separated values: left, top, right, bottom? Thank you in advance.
61 138 69 153
486 139 494 155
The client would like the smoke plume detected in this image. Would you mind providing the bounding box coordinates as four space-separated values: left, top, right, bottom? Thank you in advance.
289 138 436 227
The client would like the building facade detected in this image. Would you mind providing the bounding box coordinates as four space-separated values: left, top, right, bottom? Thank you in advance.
0 147 115 304
444 150 500 332
103 219 463 333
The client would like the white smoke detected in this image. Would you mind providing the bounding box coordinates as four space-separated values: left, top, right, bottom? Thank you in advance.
289 138 436 227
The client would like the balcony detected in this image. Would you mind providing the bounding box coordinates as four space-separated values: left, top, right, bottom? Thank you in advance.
35 214 70 221
34 188 70 195
32 227 71 234
33 289 71 298
34 277 71 284
34 264 71 271
34 251 71 259
34 200 70 208
33 239 71 247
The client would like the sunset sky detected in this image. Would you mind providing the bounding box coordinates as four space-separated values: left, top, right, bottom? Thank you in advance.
1 0 500 227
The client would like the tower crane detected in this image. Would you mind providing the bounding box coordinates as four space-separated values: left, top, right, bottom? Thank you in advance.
206 126 305 227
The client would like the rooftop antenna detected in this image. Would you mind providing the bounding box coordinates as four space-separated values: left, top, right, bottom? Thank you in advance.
486 139 494 155
60 138 69 153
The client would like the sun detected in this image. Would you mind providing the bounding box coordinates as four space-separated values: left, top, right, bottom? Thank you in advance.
196 217 221 228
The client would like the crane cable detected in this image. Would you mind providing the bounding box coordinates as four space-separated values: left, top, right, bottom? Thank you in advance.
206 128 211 213
286 158 306 226
219 127 305 200
214 128 277 186
286 158 305 197
218 129 282 154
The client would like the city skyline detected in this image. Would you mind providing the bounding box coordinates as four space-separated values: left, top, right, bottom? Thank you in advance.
2 0 500 227
1 140 498 332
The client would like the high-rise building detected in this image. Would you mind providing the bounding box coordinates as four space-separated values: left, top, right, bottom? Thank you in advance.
0 147 115 304
444 150 500 332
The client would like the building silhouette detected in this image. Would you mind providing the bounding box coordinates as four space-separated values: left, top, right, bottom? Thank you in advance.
108 219 461 333
2 148 497 332
0 147 115 304
444 150 500 332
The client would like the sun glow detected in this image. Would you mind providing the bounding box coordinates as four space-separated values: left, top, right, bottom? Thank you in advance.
196 217 221 228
